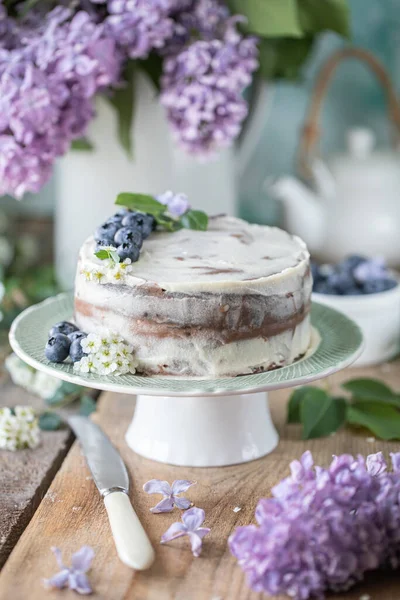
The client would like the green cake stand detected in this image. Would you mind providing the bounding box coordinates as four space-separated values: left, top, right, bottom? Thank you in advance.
10 293 363 467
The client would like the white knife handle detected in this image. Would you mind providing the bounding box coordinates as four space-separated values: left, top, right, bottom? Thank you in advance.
103 491 155 570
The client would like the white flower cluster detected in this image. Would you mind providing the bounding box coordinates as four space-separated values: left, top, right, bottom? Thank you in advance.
6 353 62 399
73 333 138 376
5 353 62 400
0 406 40 451
81 249 133 285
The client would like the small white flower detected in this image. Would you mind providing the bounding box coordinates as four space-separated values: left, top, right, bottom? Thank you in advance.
14 406 35 422
80 267 92 281
92 267 107 284
81 333 101 354
0 406 40 451
31 371 62 400
5 353 36 390
74 356 97 374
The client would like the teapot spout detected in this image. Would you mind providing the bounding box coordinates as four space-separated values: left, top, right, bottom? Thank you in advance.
268 176 325 255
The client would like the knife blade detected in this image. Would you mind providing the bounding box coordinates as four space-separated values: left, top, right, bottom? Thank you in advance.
68 415 155 571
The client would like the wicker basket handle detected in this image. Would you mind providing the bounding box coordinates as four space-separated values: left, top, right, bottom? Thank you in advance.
298 47 400 179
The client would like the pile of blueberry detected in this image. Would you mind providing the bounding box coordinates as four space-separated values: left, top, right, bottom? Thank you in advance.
312 255 398 295
45 321 87 363
94 209 156 262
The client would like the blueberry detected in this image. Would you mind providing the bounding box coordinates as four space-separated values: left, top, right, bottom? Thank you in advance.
45 334 71 363
94 222 119 244
343 286 363 296
122 213 155 239
49 321 78 338
68 331 87 343
363 279 398 294
69 339 86 362
313 281 337 295
328 271 355 294
106 214 123 226
115 208 131 217
114 227 143 248
341 254 367 272
116 242 141 262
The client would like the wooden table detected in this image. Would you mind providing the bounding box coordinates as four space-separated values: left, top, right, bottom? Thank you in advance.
0 358 400 600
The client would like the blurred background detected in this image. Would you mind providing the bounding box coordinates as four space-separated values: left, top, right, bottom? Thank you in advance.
0 0 399 327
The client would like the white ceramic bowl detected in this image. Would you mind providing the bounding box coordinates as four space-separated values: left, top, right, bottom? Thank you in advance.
313 281 400 366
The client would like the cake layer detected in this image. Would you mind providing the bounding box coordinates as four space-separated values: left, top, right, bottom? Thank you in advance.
74 215 312 377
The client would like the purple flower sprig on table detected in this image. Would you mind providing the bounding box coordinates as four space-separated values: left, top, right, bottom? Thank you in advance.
143 478 196 513
43 546 94 595
229 451 400 600
161 507 210 557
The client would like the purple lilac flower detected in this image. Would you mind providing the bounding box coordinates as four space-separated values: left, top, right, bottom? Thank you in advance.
105 0 174 59
143 478 196 512
229 452 400 600
160 16 258 155
157 190 190 217
43 546 94 595
0 7 121 198
161 506 210 556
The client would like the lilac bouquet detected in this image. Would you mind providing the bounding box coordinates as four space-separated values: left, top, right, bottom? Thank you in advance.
0 0 350 198
229 451 400 600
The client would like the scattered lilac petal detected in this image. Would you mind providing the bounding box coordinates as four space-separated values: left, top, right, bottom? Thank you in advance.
366 452 387 476
143 477 195 513
161 507 210 557
43 546 94 595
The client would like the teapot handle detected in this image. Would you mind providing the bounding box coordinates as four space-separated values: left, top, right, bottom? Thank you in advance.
298 47 400 179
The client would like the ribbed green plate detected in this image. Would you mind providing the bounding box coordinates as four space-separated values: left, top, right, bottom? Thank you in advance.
9 293 363 397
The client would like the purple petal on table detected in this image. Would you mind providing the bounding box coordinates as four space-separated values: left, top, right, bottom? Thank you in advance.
143 479 172 496
188 532 205 557
150 497 175 513
69 571 93 595
71 545 95 572
161 522 187 543
43 569 70 590
366 452 387 476
174 497 192 510
182 507 205 531
51 546 65 569
391 452 400 472
171 480 196 494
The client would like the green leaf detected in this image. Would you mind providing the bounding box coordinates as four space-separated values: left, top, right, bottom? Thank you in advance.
300 389 346 439
342 378 400 406
156 214 182 232
45 381 83 406
180 210 208 231
71 138 94 151
228 0 303 37
115 192 165 215
298 0 350 37
287 386 315 423
107 61 135 158
39 412 63 431
258 36 314 80
139 53 163 92
109 250 120 264
346 401 400 440
79 395 97 417
95 249 110 260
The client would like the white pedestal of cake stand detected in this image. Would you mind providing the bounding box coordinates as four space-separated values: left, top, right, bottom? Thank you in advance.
9 293 364 469
125 392 278 467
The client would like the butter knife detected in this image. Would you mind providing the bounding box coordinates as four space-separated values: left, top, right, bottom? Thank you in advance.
68 415 155 570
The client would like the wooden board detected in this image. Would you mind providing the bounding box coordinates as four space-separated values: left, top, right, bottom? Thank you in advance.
1 362 400 600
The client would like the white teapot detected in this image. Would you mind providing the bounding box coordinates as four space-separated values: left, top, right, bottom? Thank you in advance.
269 47 400 266
270 127 400 265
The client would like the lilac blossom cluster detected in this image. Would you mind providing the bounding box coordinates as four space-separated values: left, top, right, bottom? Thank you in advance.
0 0 258 197
160 2 259 155
0 6 121 198
229 451 400 600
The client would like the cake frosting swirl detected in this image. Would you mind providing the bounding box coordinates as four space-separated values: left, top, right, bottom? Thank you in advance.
74 215 312 377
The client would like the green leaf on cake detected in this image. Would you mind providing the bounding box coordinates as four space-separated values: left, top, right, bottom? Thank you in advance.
156 214 183 232
180 210 209 231
227 0 303 37
346 401 400 440
94 249 109 260
300 388 346 439
95 248 120 264
115 192 165 215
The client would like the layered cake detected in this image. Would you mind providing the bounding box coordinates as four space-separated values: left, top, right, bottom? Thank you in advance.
74 214 312 377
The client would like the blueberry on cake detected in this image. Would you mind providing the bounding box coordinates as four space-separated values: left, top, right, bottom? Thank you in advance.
73 192 312 378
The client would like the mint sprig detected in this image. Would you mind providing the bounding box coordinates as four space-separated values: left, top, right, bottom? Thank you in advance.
287 378 400 440
95 248 120 264
115 192 208 232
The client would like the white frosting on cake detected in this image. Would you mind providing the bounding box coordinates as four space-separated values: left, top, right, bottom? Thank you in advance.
78 215 309 294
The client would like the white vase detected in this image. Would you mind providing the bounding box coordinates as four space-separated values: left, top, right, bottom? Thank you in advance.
55 72 268 289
